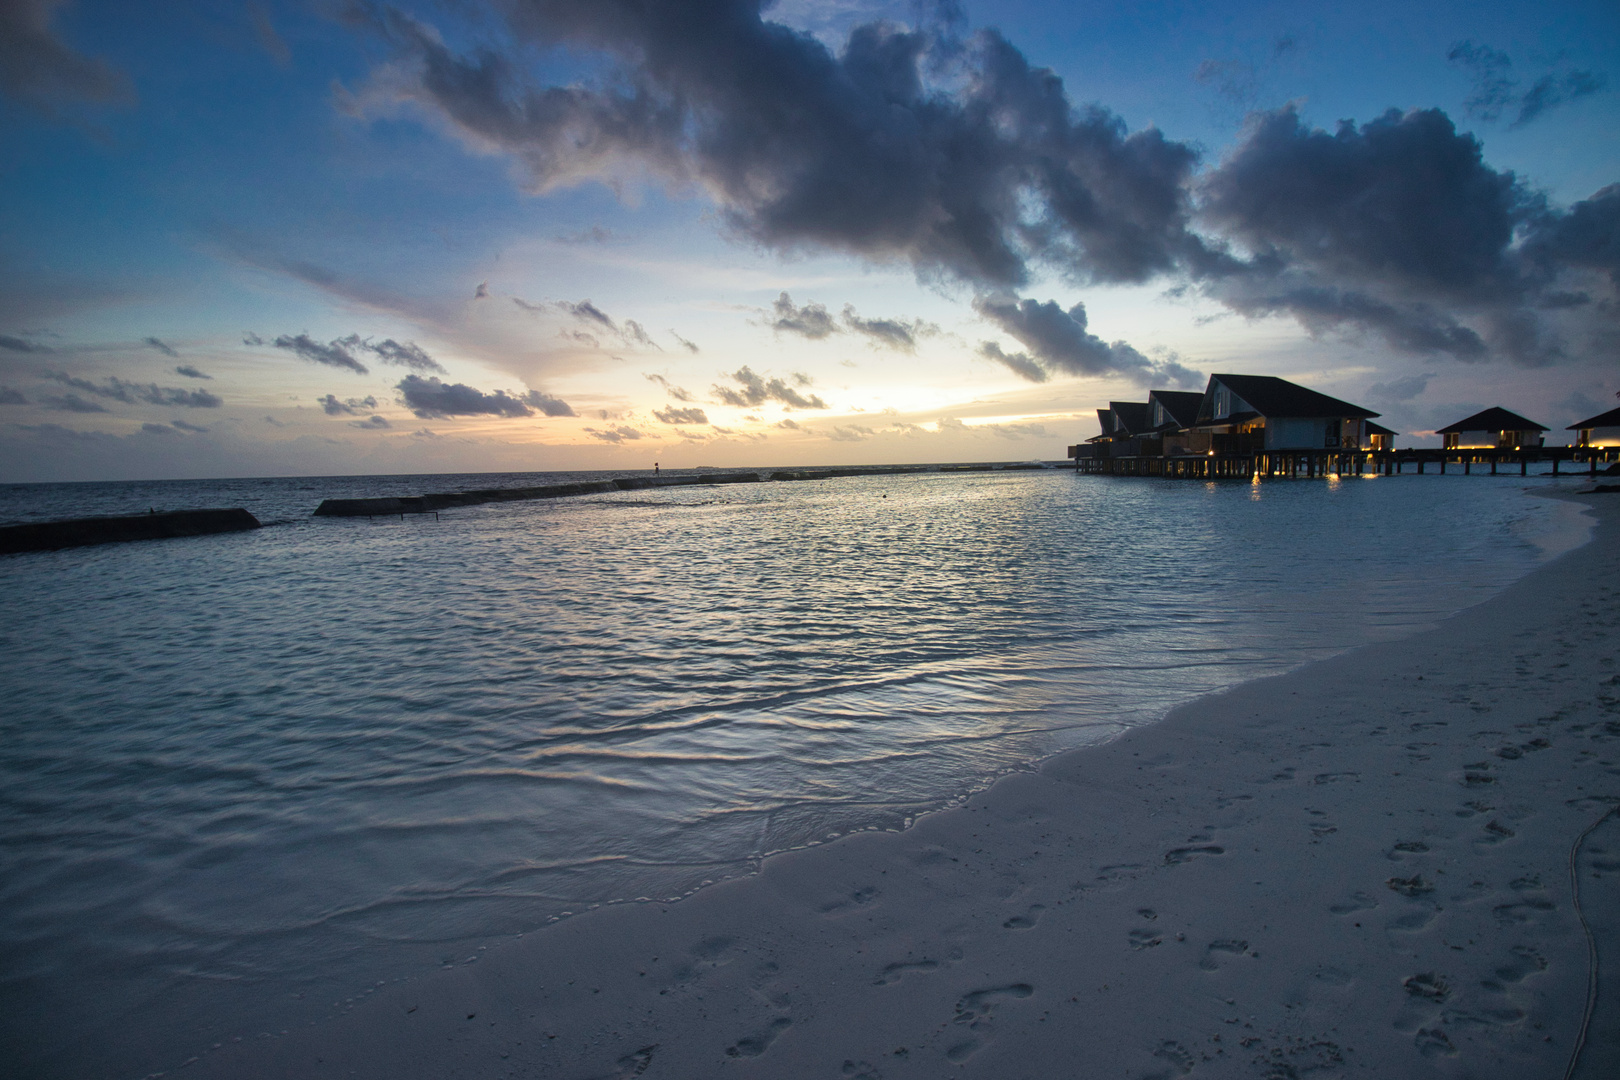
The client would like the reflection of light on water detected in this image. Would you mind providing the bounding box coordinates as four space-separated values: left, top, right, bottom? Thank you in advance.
0 468 1575 1077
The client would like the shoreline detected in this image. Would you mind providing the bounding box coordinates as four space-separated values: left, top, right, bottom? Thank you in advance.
189 490 1620 1079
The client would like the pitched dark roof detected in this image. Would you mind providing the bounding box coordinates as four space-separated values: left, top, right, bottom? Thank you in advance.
1203 374 1379 421
1436 407 1548 434
1569 405 1620 430
1365 421 1397 436
1088 407 1114 442
1147 390 1204 431
1108 401 1151 436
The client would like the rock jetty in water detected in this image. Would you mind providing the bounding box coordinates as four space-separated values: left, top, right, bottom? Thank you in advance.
312 467 940 517
0 508 262 555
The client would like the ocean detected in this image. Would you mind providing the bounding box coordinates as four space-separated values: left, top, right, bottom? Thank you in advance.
0 466 1593 1078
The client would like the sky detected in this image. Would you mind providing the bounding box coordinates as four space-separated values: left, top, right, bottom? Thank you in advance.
0 0 1616 482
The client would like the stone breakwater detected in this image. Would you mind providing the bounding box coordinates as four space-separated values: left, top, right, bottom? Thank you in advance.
0 508 262 554
310 465 961 517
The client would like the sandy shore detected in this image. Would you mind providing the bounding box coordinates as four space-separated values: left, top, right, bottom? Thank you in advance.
194 491 1620 1080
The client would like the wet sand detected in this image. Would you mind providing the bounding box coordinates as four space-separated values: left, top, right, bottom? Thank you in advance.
195 491 1620 1080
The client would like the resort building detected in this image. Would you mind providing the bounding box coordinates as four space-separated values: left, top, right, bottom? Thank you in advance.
1191 374 1380 452
1146 390 1207 455
1568 405 1620 448
1365 421 1397 452
1088 401 1153 456
1436 408 1548 450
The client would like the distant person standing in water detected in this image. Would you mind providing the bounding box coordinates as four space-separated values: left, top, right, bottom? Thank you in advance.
654 462 660 476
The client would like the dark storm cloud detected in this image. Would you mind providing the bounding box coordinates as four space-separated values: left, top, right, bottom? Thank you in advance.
175 364 211 379
349 414 390 429
977 341 1047 383
771 292 838 339
1448 42 1606 128
654 405 709 424
1524 185 1620 288
711 365 828 409
1194 104 1619 366
0 386 27 404
1367 372 1435 402
242 332 265 346
973 295 1202 387
0 333 51 353
523 389 576 416
143 337 179 358
170 419 209 433
1200 107 1524 296
351 2 1210 290
396 374 539 418
273 333 370 374
0 0 134 115
347 3 1617 373
46 372 223 407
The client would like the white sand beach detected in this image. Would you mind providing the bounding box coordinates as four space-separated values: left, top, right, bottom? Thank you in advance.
194 491 1620 1080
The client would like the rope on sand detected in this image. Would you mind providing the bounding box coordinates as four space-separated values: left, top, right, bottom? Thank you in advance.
1564 799 1619 1080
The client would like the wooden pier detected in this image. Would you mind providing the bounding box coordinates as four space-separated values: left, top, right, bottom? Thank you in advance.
1069 444 1620 480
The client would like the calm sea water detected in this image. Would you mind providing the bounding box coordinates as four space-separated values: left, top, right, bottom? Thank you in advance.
0 467 1592 1078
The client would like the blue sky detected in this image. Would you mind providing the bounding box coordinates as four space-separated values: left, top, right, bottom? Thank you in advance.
1 0 1615 481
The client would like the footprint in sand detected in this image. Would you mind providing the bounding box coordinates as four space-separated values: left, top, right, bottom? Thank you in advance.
1129 928 1164 950
944 984 1034 1062
1329 891 1378 915
1386 875 1435 898
1403 973 1450 1002
1494 946 1548 982
840 1060 882 1079
726 1016 792 1058
1164 845 1224 865
663 936 737 989
818 885 881 914
1414 1028 1458 1057
1386 908 1437 933
1151 1040 1196 1075
1003 904 1045 930
1077 863 1145 893
1493 896 1555 925
1387 841 1430 859
615 1045 658 1077
1198 939 1251 970
873 959 940 986
1313 771 1359 785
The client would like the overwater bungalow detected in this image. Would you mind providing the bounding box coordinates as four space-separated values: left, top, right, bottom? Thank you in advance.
1191 374 1381 452
1436 407 1548 450
1088 401 1153 456
1069 375 1611 479
1146 390 1206 455
1569 405 1620 448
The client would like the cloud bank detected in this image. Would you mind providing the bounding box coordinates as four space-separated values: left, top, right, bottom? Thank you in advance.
343 2 1617 375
